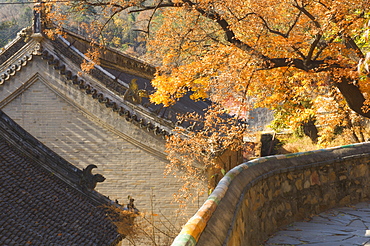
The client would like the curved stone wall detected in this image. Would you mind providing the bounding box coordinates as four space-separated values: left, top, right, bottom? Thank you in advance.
172 143 370 246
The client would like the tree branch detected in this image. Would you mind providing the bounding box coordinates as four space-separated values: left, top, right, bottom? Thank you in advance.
98 7 124 46
292 2 320 28
291 2 323 65
343 34 365 60
313 11 364 60
256 14 288 38
291 46 306 60
266 58 327 71
76 0 130 9
285 10 302 38
145 0 164 37
179 0 271 62
129 2 177 13
305 33 323 65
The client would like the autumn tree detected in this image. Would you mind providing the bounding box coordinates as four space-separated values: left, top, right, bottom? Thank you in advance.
45 0 370 201
47 0 370 122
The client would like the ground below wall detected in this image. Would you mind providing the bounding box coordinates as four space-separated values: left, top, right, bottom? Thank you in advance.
264 201 370 245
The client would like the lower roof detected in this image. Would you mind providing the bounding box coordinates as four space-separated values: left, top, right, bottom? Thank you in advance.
0 110 124 246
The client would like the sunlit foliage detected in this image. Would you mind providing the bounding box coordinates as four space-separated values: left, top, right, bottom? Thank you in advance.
44 0 370 202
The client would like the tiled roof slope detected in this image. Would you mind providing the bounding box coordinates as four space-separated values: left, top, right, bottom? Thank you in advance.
0 110 123 246
60 29 211 124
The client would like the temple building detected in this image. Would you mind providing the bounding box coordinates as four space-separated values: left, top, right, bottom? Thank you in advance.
0 5 217 242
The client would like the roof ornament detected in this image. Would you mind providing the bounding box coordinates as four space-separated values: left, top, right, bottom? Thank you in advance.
123 79 148 104
127 196 139 213
17 27 32 41
31 0 44 42
80 164 106 191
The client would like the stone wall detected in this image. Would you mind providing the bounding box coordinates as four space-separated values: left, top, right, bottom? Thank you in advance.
172 143 370 246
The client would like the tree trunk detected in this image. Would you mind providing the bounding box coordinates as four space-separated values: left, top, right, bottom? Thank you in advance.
335 78 370 118
343 112 361 143
303 120 319 143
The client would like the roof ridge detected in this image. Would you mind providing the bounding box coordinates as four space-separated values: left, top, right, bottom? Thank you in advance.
40 47 172 138
61 28 155 73
0 42 172 138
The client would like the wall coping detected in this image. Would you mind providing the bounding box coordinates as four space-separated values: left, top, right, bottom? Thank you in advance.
171 142 370 245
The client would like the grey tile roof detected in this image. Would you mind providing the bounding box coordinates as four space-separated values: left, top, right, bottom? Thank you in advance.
61 29 211 124
0 110 124 246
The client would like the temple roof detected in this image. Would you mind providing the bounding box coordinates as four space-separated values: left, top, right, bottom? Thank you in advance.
0 22 211 139
0 110 124 245
55 28 211 130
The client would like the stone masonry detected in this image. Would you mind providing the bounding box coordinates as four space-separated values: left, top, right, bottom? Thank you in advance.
172 143 370 246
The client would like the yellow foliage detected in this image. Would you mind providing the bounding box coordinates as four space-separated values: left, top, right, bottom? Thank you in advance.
46 0 370 205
